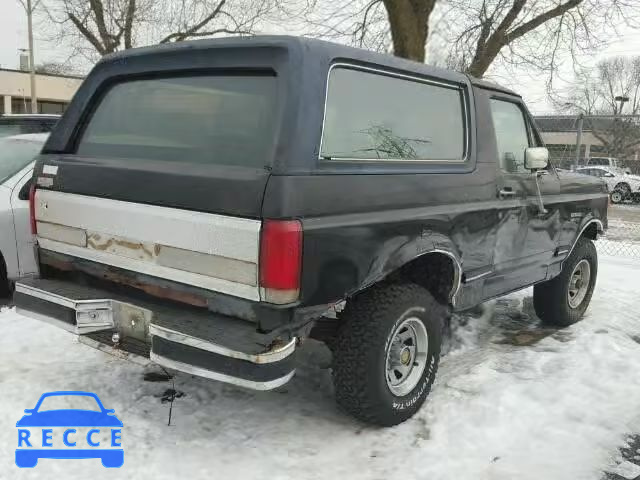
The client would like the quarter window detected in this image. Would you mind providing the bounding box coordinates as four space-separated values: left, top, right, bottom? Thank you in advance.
321 67 466 162
490 99 531 174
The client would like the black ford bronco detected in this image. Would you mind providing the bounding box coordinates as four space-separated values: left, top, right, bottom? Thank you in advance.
15 36 608 426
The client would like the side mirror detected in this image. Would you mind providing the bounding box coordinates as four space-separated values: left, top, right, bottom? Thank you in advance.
524 147 549 170
18 178 33 201
604 172 615 178
23 409 34 414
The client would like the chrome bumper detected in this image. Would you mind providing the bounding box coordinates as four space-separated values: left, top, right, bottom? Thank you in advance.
14 278 296 390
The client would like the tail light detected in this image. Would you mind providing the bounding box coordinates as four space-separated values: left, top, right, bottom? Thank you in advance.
259 219 302 304
29 184 37 235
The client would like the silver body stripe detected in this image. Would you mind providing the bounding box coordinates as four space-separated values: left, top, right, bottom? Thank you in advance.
34 190 262 300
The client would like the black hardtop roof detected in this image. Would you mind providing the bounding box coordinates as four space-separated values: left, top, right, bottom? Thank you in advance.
46 34 519 162
101 35 518 97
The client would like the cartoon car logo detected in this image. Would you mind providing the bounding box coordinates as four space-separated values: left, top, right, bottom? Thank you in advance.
16 391 123 468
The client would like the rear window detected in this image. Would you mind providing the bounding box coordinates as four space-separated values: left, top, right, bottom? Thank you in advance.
77 75 277 168
320 67 466 162
589 158 609 166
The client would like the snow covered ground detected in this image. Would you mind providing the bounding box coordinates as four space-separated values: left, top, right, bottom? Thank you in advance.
1 254 639 480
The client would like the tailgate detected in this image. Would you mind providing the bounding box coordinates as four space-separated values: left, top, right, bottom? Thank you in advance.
34 188 262 300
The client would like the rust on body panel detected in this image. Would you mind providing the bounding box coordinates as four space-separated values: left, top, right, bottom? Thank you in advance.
87 233 156 260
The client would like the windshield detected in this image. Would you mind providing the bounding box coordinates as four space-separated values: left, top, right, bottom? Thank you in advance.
36 395 102 412
0 137 42 183
0 120 57 138
77 74 278 168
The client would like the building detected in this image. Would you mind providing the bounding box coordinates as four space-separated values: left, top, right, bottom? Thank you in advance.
0 68 83 115
535 115 640 172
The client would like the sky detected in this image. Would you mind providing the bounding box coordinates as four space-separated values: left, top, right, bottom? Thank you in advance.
0 0 70 70
1 0 640 113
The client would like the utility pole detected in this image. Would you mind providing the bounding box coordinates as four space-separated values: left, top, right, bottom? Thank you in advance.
26 0 37 113
565 103 585 169
614 95 630 160
575 113 584 169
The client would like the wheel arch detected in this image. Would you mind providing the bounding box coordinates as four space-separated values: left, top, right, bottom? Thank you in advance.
361 242 462 307
561 218 603 270
395 249 462 306
581 220 602 241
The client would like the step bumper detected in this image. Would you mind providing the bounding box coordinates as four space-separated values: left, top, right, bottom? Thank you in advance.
14 278 296 391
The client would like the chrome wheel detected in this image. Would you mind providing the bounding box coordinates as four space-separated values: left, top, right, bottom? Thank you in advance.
385 317 428 396
611 191 623 204
568 259 591 309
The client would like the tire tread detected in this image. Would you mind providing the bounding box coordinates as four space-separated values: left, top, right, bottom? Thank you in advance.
534 237 597 327
332 282 444 426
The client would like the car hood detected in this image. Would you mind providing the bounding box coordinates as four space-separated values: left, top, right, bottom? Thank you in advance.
16 410 123 427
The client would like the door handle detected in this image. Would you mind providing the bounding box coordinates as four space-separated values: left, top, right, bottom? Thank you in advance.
499 187 516 199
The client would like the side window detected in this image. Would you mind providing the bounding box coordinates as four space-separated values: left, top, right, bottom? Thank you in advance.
490 99 531 174
321 67 467 162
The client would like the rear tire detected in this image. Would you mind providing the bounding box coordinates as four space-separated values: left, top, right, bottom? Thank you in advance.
610 190 623 204
533 237 597 327
614 183 631 202
332 282 445 426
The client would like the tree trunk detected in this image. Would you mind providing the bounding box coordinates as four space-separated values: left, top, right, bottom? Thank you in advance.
383 0 435 63
465 42 503 78
464 0 584 78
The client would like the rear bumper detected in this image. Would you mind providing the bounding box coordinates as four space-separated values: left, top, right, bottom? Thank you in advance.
14 278 296 390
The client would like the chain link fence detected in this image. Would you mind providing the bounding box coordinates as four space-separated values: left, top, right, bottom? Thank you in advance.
534 114 640 258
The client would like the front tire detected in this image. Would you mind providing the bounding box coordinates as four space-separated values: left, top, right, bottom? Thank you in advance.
332 283 445 426
533 237 598 327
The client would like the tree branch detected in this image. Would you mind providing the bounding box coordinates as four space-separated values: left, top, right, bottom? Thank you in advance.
123 0 136 49
159 0 227 43
68 11 107 55
88 0 114 50
466 0 526 76
506 0 584 43
355 0 383 47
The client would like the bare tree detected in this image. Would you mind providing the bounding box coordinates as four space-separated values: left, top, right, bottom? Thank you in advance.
558 56 640 161
42 0 281 61
35 61 78 75
302 0 640 78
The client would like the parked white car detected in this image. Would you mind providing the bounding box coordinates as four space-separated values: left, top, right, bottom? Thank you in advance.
0 134 47 295
577 166 640 203
585 157 632 174
0 114 59 138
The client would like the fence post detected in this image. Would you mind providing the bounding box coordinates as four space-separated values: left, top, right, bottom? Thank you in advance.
574 113 584 169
